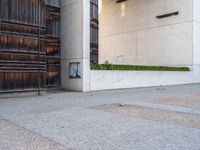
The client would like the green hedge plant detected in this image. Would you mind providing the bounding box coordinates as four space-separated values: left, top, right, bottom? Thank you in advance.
91 61 190 72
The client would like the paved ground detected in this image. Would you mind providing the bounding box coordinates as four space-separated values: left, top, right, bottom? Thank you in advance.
0 120 67 150
0 84 200 150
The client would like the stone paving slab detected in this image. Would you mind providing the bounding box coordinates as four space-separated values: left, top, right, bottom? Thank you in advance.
0 119 69 150
145 93 200 109
94 103 200 129
120 101 200 115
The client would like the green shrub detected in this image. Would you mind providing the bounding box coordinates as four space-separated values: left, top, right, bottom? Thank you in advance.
91 62 190 72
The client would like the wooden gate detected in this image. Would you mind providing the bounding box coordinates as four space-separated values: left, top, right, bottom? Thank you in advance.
0 0 60 93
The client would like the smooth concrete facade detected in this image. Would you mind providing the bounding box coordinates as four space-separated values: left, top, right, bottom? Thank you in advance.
90 69 200 91
61 0 200 91
99 0 194 66
61 0 90 91
193 0 200 69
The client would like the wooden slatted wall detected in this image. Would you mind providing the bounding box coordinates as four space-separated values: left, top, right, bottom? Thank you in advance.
0 0 60 93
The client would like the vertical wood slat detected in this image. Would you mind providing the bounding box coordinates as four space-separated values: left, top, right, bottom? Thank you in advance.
45 1 61 88
0 0 60 92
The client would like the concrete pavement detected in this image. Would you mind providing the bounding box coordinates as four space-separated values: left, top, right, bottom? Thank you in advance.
0 84 200 150
0 119 68 150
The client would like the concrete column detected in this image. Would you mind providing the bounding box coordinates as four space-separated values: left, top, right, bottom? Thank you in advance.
60 0 90 91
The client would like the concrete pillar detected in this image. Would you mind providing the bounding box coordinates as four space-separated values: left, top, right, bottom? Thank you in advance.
60 0 90 91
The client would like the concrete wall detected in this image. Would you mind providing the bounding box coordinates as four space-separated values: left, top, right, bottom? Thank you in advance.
99 0 193 66
60 0 200 92
90 68 200 91
193 0 200 68
60 0 90 91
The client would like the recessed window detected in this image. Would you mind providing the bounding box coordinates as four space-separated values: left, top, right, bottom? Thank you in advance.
116 0 128 3
156 11 179 19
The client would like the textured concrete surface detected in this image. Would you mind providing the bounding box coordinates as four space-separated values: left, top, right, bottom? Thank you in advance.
0 84 200 150
99 0 193 66
0 120 67 150
95 104 200 128
146 93 200 109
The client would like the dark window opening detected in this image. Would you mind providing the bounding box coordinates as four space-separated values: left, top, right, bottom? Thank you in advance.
90 0 99 64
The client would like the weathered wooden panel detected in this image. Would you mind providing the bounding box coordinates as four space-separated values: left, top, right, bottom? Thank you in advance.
45 3 60 88
0 0 60 92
